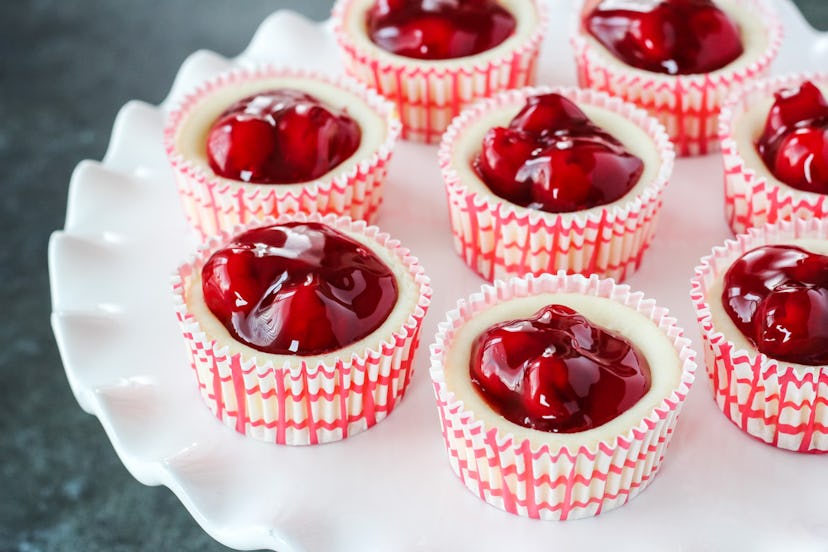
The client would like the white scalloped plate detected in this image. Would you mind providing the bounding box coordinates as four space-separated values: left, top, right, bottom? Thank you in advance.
49 2 828 550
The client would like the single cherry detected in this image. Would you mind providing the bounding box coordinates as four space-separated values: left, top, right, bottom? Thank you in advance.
206 89 361 184
722 245 828 365
366 0 517 60
585 0 744 75
476 127 537 206
508 94 589 135
474 93 644 213
756 81 828 194
201 222 398 356
469 304 652 433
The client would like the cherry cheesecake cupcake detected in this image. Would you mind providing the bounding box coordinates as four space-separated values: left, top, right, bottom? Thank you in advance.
430 273 696 519
164 66 401 238
172 212 431 445
721 73 828 234
439 85 674 282
332 0 546 143
691 218 828 452
572 0 783 157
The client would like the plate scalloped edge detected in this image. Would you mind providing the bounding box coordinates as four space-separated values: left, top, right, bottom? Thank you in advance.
48 9 342 552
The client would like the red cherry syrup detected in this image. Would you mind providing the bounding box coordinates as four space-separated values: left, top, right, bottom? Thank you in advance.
585 0 744 75
202 222 398 356
757 81 828 194
722 245 828 365
366 0 516 60
470 304 652 433
474 93 644 213
207 89 361 184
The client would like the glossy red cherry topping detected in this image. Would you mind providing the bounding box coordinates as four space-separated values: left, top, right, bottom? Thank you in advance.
585 0 744 75
474 93 644 213
206 89 361 184
470 304 652 433
366 0 516 60
756 81 828 194
201 222 398 356
722 245 828 365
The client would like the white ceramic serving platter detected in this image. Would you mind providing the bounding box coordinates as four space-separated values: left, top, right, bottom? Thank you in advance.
49 1 828 550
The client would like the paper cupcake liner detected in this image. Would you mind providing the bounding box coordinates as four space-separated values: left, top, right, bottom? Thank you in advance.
571 0 783 157
331 0 546 144
164 66 402 239
439 86 674 283
171 212 432 445
720 72 828 234
690 218 828 453
429 273 697 520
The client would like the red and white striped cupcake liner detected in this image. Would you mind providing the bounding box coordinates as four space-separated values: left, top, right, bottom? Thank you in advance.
172 212 432 446
164 66 401 239
720 72 828 235
429 273 696 520
331 0 546 144
690 218 828 453
571 0 783 157
439 86 674 283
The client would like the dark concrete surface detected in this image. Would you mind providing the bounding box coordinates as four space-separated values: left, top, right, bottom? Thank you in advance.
2 1 825 551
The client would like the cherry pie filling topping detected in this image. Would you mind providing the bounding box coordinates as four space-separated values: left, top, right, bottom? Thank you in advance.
585 0 744 75
473 93 644 213
722 244 828 365
756 81 828 194
206 89 361 184
366 0 517 60
470 304 652 433
201 222 398 356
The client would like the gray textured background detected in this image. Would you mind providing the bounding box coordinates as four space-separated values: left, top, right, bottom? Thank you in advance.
2 1 826 551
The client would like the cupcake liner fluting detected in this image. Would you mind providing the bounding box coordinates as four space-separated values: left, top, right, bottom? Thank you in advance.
439 85 674 283
571 0 783 157
430 273 697 520
172 212 432 446
690 218 828 453
332 0 546 144
720 72 828 235
164 66 401 239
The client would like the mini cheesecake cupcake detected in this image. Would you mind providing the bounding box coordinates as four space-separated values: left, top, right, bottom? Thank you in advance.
164 66 401 238
439 86 674 283
430 273 696 520
691 218 828 453
721 73 828 234
172 213 431 445
332 0 546 144
572 0 782 157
